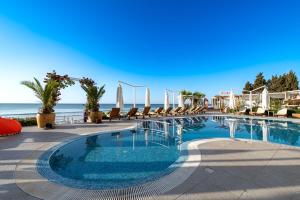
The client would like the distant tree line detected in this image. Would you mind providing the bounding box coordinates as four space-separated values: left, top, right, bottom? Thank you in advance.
243 70 299 93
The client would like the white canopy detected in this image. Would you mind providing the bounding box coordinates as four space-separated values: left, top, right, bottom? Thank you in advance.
229 90 236 109
261 87 269 110
164 90 170 110
145 88 150 107
178 93 184 107
116 84 124 111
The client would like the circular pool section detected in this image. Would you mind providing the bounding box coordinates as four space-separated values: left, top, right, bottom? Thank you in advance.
37 129 180 190
37 116 300 190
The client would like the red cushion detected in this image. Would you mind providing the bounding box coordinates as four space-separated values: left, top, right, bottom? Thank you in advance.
0 117 22 136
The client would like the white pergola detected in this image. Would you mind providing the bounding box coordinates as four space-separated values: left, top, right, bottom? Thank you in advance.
118 81 147 108
165 89 180 108
243 85 266 112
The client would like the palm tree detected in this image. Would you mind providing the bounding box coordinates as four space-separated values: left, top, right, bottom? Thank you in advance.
21 78 57 114
181 90 193 96
193 91 205 98
81 84 105 112
193 91 205 105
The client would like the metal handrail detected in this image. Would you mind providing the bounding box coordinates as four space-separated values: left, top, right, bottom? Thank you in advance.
136 120 171 134
138 119 171 124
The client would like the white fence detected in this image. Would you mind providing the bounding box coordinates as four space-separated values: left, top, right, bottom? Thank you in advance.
3 114 84 124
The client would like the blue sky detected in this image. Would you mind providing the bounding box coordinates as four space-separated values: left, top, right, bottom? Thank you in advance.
0 0 300 104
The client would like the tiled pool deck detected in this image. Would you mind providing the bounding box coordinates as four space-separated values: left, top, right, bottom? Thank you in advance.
1 114 300 200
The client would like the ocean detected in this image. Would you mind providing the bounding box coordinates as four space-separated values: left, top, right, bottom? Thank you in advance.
0 103 165 118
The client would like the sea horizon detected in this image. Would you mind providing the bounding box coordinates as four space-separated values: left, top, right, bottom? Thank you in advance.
0 103 167 117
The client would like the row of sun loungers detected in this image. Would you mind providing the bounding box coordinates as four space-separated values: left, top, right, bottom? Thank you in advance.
236 107 290 117
106 106 207 121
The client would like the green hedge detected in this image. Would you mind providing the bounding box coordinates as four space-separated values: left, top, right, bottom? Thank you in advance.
15 117 37 127
293 109 300 114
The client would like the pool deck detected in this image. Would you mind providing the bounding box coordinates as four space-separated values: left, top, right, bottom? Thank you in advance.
1 114 300 199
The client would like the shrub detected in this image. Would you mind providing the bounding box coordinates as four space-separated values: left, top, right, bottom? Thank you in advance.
15 117 37 126
293 109 300 114
270 99 283 112
252 107 258 112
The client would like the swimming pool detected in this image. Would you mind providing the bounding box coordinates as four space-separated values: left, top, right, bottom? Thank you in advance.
37 116 300 190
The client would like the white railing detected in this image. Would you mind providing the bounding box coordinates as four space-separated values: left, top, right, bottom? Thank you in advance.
136 120 174 147
55 115 83 124
136 120 171 134
3 114 84 125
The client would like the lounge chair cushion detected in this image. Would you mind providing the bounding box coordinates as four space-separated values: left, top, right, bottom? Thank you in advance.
108 108 120 118
126 108 138 116
256 108 266 114
277 108 287 115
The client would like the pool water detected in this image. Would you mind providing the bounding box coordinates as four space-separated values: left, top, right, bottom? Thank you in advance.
37 116 300 190
37 129 179 189
175 116 300 147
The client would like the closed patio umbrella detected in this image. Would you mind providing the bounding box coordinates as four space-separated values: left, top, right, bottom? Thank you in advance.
164 90 170 110
145 87 150 107
229 90 235 109
178 93 184 107
261 87 269 110
116 84 124 111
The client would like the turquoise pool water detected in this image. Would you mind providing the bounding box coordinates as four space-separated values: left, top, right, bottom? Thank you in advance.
37 116 300 190
37 129 180 189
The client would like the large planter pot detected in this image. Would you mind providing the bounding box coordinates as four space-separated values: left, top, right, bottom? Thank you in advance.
292 113 300 119
88 111 102 123
36 113 55 128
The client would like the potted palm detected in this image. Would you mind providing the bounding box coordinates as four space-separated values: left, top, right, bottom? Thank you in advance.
22 71 75 128
80 78 105 123
21 78 58 128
